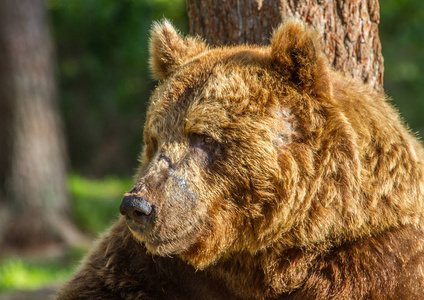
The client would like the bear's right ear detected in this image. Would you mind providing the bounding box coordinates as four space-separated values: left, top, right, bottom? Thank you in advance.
270 19 330 96
149 20 207 80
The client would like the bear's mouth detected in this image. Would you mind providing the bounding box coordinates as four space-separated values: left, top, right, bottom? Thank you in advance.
127 223 198 255
124 213 155 234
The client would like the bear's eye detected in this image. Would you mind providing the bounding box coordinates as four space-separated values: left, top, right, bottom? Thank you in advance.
190 133 217 151
203 136 214 145
198 134 216 149
189 133 220 165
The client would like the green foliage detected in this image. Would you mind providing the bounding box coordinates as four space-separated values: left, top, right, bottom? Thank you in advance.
0 174 132 292
0 249 83 292
69 174 133 234
0 259 65 291
380 0 424 136
48 0 188 176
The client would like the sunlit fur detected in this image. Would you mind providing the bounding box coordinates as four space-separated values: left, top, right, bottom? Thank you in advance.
58 19 424 299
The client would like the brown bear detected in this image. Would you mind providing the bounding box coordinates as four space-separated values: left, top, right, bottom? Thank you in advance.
58 19 424 299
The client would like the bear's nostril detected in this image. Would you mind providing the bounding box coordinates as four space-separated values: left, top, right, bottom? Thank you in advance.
120 195 152 217
134 210 146 218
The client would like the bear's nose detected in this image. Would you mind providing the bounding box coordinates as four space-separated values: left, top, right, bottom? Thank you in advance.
120 195 152 219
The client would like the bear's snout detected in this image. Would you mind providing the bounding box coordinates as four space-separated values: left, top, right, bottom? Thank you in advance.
120 194 153 223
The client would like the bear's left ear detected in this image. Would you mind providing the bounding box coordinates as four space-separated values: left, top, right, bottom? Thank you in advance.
149 20 207 80
270 19 330 96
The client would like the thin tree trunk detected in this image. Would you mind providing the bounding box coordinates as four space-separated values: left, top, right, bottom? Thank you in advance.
0 0 85 253
187 0 383 92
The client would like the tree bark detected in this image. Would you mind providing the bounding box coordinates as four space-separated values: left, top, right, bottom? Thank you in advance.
187 0 383 92
0 0 84 253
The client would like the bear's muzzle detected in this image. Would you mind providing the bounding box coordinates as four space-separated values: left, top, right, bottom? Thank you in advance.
120 194 155 231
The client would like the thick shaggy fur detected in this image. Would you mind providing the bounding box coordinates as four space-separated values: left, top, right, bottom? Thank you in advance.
58 19 424 299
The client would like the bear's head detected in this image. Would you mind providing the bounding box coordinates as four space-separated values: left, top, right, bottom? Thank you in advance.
119 19 424 272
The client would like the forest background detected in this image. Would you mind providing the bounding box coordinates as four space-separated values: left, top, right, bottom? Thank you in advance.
0 0 423 297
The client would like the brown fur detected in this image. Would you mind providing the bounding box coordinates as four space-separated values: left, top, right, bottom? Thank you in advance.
58 19 424 299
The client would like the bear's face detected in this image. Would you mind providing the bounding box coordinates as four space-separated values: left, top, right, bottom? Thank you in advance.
121 20 361 268
127 52 284 264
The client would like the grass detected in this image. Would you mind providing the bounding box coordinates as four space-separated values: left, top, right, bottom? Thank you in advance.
0 174 133 293
0 247 85 292
0 259 68 292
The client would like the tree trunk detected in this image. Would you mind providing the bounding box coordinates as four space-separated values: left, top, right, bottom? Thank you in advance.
0 0 85 254
187 0 383 92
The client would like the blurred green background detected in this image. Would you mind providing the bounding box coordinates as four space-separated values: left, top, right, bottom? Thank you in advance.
1 0 423 295
49 0 189 177
380 0 424 135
